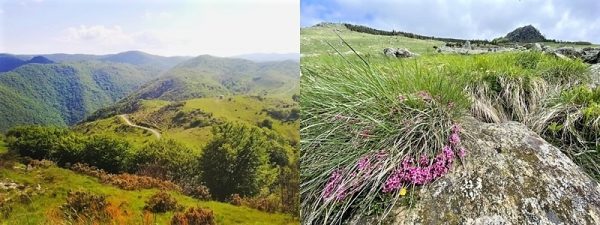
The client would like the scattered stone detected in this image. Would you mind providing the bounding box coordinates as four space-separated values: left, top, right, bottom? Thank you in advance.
524 43 543 51
383 48 418 58
554 47 582 59
464 40 472 50
581 47 600 64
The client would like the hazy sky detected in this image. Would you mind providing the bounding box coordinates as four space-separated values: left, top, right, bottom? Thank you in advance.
0 0 299 56
301 0 600 44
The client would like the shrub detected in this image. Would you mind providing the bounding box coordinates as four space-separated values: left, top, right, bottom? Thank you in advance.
186 185 212 201
5 126 71 160
131 139 195 182
229 194 242 206
80 135 131 173
198 122 270 200
72 163 181 191
170 207 216 225
60 191 108 223
242 195 282 213
144 191 178 213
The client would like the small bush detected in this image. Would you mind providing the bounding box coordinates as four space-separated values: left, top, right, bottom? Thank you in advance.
60 191 108 223
170 207 216 225
72 163 181 191
186 185 212 201
144 191 178 213
229 194 242 206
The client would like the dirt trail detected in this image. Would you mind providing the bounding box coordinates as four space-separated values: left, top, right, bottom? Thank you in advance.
118 114 161 139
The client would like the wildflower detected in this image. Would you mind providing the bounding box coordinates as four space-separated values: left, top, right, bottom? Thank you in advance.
357 156 371 171
399 187 407 196
322 170 343 199
449 133 460 145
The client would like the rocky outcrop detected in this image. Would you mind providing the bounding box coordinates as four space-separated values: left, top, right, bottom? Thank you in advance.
581 47 600 64
389 118 600 225
505 25 546 43
384 48 419 58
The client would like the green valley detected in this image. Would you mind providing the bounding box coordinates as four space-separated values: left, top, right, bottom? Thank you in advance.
0 51 300 224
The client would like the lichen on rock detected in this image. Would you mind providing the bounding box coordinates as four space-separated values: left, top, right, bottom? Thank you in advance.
388 118 600 225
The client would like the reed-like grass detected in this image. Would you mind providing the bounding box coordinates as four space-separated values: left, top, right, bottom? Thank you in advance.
301 49 592 224
530 85 600 180
301 55 470 224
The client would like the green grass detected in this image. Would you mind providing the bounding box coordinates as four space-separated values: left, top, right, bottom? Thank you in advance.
301 23 443 57
77 96 299 151
300 39 592 223
0 137 7 154
301 53 470 224
0 164 297 225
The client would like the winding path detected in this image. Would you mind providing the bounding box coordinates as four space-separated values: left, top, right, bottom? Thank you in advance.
118 114 161 139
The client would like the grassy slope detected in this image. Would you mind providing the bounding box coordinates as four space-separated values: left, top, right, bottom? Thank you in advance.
301 23 443 56
0 164 297 225
75 96 299 151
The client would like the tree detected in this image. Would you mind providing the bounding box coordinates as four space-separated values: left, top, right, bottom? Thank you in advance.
131 139 195 182
5 125 71 160
81 135 131 173
198 122 269 200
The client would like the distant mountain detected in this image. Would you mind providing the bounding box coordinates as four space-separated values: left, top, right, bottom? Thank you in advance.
127 55 299 101
233 53 300 62
99 51 191 69
504 25 546 43
0 61 153 131
26 56 54 64
86 55 299 121
0 54 26 72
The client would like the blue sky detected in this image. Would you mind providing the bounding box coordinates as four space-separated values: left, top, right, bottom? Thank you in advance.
0 0 299 56
301 0 600 44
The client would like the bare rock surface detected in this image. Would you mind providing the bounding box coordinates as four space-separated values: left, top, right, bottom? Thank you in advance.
390 118 600 225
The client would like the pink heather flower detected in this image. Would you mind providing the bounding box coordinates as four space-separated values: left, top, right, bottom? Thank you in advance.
357 156 371 171
449 133 461 145
458 147 467 159
322 170 343 199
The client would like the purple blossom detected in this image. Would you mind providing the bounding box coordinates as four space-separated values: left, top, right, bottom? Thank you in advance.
449 133 461 145
322 170 343 199
357 156 371 171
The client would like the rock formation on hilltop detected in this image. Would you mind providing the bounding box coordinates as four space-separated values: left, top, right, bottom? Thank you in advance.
505 25 546 43
380 118 600 224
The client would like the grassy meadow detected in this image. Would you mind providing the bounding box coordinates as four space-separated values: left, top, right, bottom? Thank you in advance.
300 24 597 224
0 162 297 225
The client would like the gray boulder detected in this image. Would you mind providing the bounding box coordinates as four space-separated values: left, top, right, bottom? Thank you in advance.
386 118 600 225
525 43 543 51
384 48 418 58
581 47 600 64
555 47 582 59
